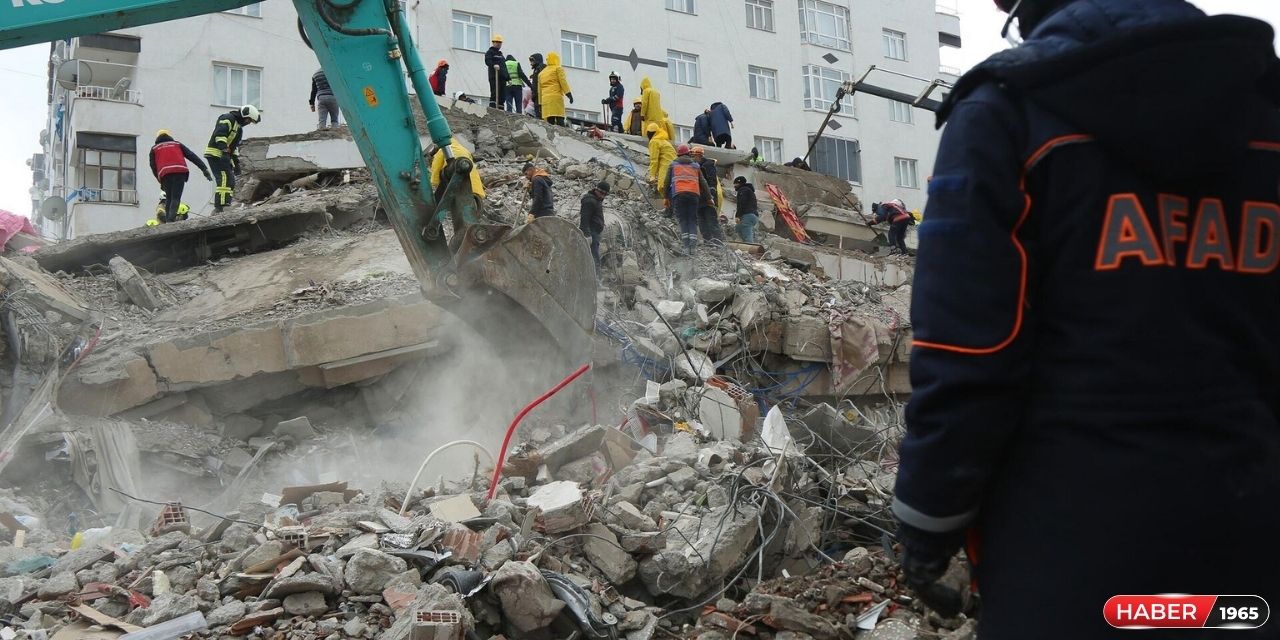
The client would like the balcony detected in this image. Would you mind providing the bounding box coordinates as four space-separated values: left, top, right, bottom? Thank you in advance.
75 84 142 104
936 0 962 48
939 65 962 80
935 0 959 16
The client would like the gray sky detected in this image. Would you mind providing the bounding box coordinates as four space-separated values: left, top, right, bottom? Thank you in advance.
0 1 1277 217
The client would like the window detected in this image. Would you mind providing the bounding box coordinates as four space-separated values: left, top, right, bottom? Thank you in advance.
224 3 261 17
746 0 775 31
883 29 908 60
754 136 783 163
668 50 700 87
798 0 851 51
666 0 696 13
895 157 919 188
676 125 694 143
77 135 137 204
451 11 491 52
802 65 854 113
748 65 778 101
213 63 261 108
889 100 914 124
566 109 600 123
560 31 597 71
810 136 861 183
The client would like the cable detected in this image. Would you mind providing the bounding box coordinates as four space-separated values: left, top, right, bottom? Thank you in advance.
108 487 268 531
484 363 591 503
399 439 494 516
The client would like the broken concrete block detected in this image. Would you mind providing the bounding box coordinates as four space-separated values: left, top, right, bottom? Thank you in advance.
692 278 735 304
139 593 200 627
219 414 264 442
613 501 657 531
728 289 770 329
205 600 246 627
491 561 564 634
344 548 408 595
239 541 285 572
109 256 162 310
638 504 759 599
36 571 77 598
744 593 841 639
536 424 605 473
782 314 831 362
556 452 608 486
274 416 317 440
282 591 328 617
655 300 685 321
673 349 716 381
858 619 921 640
582 523 637 584
526 481 589 534
428 495 481 523
662 432 699 465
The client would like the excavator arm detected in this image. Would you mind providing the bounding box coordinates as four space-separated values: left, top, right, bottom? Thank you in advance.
1 0 596 366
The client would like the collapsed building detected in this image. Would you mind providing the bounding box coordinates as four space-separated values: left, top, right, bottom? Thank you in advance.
0 100 970 640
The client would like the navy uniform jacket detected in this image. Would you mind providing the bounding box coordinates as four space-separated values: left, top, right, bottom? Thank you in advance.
892 1 1280 638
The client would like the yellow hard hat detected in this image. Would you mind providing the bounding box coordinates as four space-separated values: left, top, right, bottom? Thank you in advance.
632 97 642 105
155 129 171 138
146 219 160 227
645 123 659 133
492 34 504 43
691 145 705 156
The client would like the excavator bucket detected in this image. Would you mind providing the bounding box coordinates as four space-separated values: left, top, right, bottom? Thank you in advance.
447 217 598 370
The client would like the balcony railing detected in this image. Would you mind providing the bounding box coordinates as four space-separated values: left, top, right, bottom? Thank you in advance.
65 187 139 204
939 65 963 77
936 0 959 16
75 85 142 104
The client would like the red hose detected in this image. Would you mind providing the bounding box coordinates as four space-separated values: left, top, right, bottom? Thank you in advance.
485 363 591 502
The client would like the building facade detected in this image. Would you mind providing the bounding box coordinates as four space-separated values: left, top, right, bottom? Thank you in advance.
31 0 960 239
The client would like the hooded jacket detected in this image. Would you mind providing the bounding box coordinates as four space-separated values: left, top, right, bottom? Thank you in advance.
894 1 1280 637
646 128 677 192
734 182 757 218
639 77 666 132
528 169 554 217
429 63 448 96
528 53 545 105
429 140 485 199
691 113 712 143
537 52 572 120
579 190 605 235
708 102 733 137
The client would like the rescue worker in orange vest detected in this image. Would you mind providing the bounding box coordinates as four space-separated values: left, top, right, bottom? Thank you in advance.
665 144 712 255
149 130 210 223
873 198 913 255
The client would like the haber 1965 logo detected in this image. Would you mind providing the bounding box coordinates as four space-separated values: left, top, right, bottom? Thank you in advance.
1105 595 1270 630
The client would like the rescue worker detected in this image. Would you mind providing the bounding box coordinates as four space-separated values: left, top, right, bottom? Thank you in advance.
523 162 554 222
732 176 758 243
690 109 712 145
645 122 677 197
528 53 545 118
665 145 712 255
428 140 485 207
484 35 507 108
428 59 448 97
579 180 609 272
150 129 210 223
872 199 911 255
894 2 1280 639
708 102 734 148
623 98 644 135
747 147 765 166
690 146 724 245
309 69 339 130
152 197 191 225
601 72 625 133
503 55 531 113
538 52 573 126
204 105 260 214
638 77 665 135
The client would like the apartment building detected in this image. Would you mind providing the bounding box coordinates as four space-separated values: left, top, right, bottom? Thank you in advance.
30 0 960 238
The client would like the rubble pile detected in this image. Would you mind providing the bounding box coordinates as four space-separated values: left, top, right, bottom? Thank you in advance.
0 98 947 639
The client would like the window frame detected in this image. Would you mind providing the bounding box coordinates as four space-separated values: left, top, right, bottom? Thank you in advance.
889 99 914 124
748 65 779 102
895 157 920 189
802 65 854 114
676 125 695 143
808 134 862 184
560 31 598 71
451 10 492 52
745 0 775 32
77 138 138 205
565 108 601 123
753 136 784 163
798 0 851 51
665 0 696 14
882 29 908 61
667 50 701 87
212 62 262 108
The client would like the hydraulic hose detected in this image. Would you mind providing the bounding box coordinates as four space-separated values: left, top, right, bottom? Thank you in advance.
399 440 495 516
484 363 592 503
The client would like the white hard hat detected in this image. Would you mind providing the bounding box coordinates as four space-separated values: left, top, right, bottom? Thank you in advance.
239 104 261 123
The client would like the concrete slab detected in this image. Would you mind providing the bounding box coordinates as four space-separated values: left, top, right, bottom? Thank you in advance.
0 256 88 321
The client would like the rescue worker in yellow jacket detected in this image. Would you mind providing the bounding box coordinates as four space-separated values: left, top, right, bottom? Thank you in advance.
638 77 677 142
537 52 573 127
623 98 644 136
646 123 677 196
429 140 486 203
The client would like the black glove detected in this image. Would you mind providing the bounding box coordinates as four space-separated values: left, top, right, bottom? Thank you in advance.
896 521 966 618
601 98 609 105
566 92 574 104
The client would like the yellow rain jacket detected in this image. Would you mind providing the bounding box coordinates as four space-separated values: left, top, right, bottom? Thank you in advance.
538 52 572 121
639 77 668 133
429 140 486 198
647 128 677 193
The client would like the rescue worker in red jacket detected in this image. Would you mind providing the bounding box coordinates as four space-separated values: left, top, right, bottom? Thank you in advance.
894 0 1280 638
872 198 912 255
149 130 210 223
665 144 712 255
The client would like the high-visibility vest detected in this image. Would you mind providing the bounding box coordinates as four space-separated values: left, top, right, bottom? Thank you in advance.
153 141 188 178
671 162 701 196
505 60 522 87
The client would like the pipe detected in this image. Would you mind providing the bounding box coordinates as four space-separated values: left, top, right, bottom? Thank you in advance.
485 363 592 503
399 440 495 516
385 0 453 149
